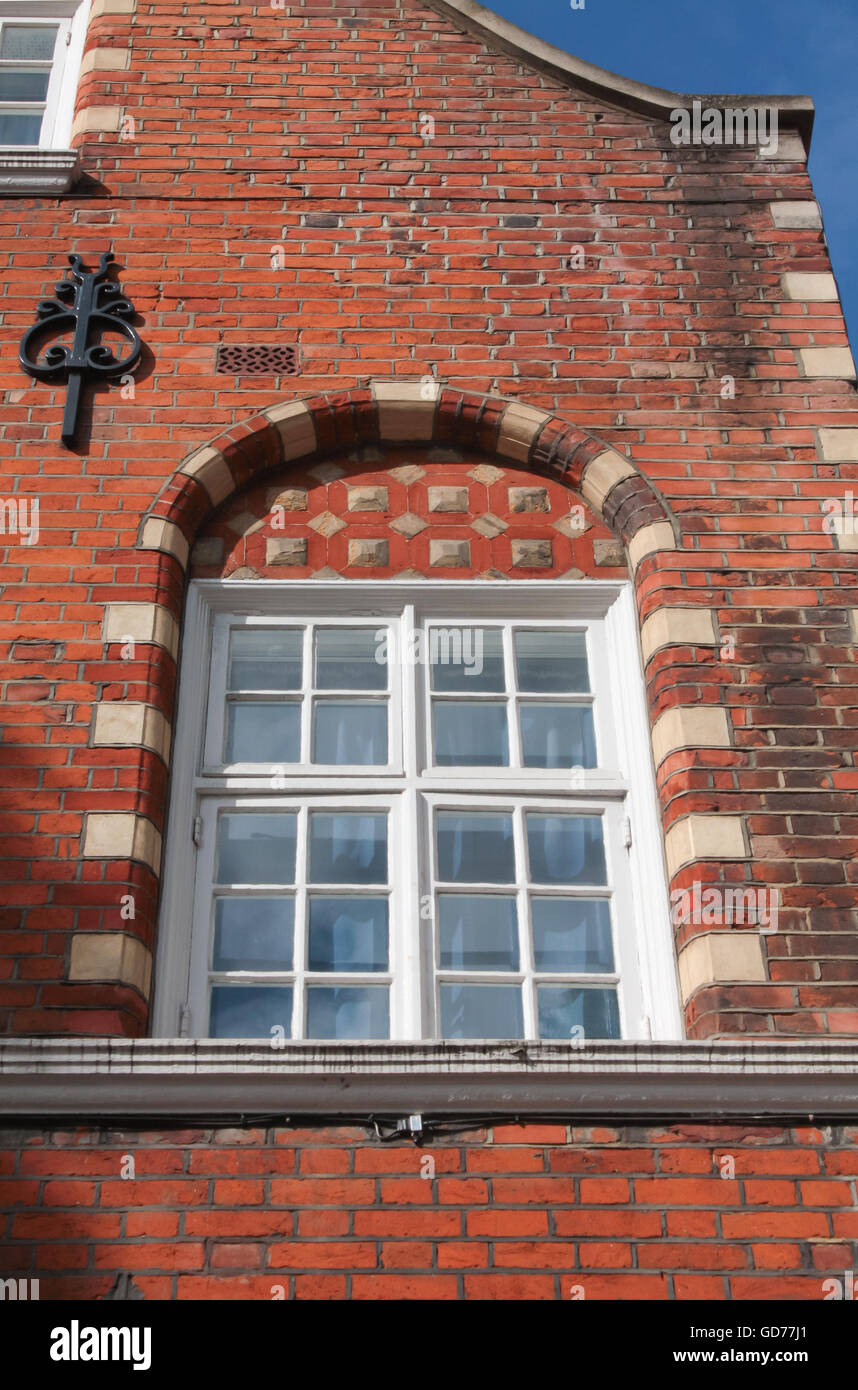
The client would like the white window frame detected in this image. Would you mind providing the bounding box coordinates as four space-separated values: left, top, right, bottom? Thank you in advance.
0 1 88 150
153 580 683 1043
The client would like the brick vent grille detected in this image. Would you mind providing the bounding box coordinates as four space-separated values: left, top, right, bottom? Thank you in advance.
215 344 299 375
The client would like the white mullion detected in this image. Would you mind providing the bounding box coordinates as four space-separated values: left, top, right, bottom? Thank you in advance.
292 802 309 1038
301 622 314 765
503 624 523 770
512 803 537 1039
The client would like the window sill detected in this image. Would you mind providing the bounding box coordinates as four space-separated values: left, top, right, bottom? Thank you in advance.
1 1039 857 1120
0 147 80 195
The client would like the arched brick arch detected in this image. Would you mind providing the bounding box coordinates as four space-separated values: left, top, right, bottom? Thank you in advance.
136 384 679 569
85 384 769 1041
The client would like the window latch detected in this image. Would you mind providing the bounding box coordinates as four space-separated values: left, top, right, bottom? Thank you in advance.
192 815 203 848
623 816 633 850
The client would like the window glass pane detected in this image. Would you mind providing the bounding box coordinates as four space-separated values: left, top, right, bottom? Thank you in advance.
213 897 294 971
210 985 293 1038
526 814 606 885
315 628 387 691
440 983 523 1039
537 986 620 1041
0 70 50 101
432 701 508 767
308 896 388 972
520 703 596 769
306 985 389 1039
429 627 505 693
312 700 388 765
436 811 515 884
216 813 297 885
0 110 41 143
438 894 519 971
226 702 300 763
228 629 301 690
514 630 589 692
0 25 58 59
309 813 387 884
531 898 614 972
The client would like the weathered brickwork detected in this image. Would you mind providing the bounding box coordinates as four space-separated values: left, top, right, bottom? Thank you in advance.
0 1122 856 1300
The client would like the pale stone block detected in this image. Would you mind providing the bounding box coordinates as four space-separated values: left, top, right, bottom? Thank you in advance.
83 812 162 874
651 707 731 768
593 539 624 567
627 521 676 571
428 486 468 513
265 400 317 461
266 537 307 565
89 0 136 15
770 201 822 229
640 607 717 664
781 271 839 302
269 487 308 512
138 517 189 568
347 485 388 512
511 538 552 568
850 611 858 644
508 486 549 513
308 510 346 538
496 403 551 463
347 538 389 567
800 347 855 379
79 47 131 76
180 445 234 506
429 539 470 567
93 702 171 763
471 513 507 538
468 464 505 485
390 513 427 538
678 932 767 1004
103 603 179 660
819 429 858 461
69 933 152 999
374 381 439 441
761 131 806 162
665 814 746 877
580 449 637 512
71 106 123 139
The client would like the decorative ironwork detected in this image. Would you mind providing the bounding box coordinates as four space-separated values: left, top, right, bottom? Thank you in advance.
18 251 142 446
216 343 299 376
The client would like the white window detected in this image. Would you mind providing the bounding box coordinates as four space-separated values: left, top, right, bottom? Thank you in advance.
155 581 681 1044
0 1 88 149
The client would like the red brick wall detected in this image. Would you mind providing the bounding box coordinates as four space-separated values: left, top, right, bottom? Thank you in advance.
1 1121 856 1300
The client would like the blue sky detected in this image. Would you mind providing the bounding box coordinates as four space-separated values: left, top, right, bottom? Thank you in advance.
487 0 858 343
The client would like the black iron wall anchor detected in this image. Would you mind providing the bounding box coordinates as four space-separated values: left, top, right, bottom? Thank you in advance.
18 251 143 446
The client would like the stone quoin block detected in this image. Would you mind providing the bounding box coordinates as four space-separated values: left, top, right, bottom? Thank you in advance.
627 522 676 571
179 445 234 506
781 271 839 302
102 603 179 660
265 400 317 460
374 382 439 441
819 429 858 460
651 707 732 768
665 815 746 878
677 933 768 1004
69 934 153 999
82 812 162 875
639 608 717 665
800 347 856 379
580 450 637 512
79 48 132 76
770 200 822 228
138 517 190 568
92 702 171 764
70 106 123 139
496 403 551 463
